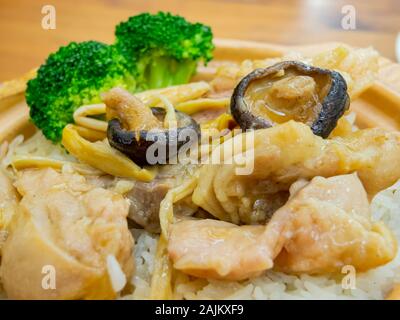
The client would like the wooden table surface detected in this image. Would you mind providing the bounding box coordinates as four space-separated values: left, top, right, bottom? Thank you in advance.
0 0 399 82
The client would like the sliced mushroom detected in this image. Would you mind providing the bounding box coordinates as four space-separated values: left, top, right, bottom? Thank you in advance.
231 61 350 138
104 88 201 166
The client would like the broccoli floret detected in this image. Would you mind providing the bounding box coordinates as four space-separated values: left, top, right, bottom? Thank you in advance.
114 12 214 90
26 13 214 142
26 41 135 142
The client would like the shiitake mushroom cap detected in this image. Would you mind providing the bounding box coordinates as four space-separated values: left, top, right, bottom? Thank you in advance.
107 107 200 166
230 61 350 138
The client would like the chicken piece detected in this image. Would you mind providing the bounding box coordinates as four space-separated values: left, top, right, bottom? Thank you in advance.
193 121 400 224
274 174 397 273
168 219 275 280
169 174 397 280
126 164 199 233
0 168 134 299
0 170 19 251
103 87 162 131
127 179 172 233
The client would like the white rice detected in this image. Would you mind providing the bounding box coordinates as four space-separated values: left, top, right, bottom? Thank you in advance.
128 181 400 300
122 229 158 300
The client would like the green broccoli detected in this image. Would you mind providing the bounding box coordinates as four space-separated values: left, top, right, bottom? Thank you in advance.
26 13 214 143
114 12 214 90
26 41 135 142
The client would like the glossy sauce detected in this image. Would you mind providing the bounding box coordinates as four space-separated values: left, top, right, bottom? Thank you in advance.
244 69 330 125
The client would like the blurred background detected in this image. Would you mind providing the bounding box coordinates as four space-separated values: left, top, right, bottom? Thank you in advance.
0 0 399 82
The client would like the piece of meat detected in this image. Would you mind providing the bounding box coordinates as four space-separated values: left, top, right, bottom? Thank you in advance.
0 168 134 299
274 174 397 273
126 164 199 233
0 170 19 252
193 121 400 224
103 87 162 131
168 174 396 280
168 219 274 280
127 179 172 233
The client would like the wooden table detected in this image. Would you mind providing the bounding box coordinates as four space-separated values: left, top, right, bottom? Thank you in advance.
0 0 399 82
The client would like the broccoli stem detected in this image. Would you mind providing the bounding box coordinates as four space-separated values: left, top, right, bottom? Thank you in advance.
144 57 197 89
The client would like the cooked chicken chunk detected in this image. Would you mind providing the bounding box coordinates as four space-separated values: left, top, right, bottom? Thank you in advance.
169 174 397 280
169 219 272 280
274 174 397 273
126 164 199 233
0 170 18 251
0 168 134 299
127 179 172 232
193 121 400 224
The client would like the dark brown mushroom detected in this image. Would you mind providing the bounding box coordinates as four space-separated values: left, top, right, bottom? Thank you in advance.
230 61 350 138
107 107 200 166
